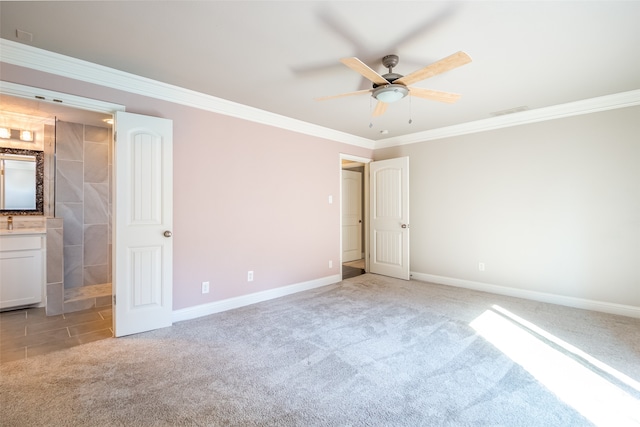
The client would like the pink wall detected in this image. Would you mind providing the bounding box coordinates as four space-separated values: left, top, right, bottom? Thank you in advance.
1 63 373 310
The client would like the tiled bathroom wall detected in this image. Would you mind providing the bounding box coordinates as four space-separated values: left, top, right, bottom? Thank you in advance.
46 217 64 315
55 121 112 290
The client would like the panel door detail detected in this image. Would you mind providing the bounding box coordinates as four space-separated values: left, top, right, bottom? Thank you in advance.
114 111 173 337
370 157 410 280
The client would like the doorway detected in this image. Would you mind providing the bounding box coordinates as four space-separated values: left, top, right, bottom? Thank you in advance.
340 154 371 280
0 91 117 357
3 84 174 339
340 154 411 282
0 91 114 363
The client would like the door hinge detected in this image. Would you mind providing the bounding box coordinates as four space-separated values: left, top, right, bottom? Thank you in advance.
112 294 116 305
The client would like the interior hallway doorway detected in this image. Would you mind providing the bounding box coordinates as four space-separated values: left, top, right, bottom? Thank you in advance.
341 155 368 280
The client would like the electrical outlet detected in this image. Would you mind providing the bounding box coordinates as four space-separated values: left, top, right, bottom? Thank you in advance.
329 260 333 269
247 271 254 282
478 262 485 272
201 281 210 294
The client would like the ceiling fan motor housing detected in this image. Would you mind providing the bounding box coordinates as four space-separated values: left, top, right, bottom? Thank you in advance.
372 56 408 102
375 54 404 88
373 73 403 88
382 54 400 70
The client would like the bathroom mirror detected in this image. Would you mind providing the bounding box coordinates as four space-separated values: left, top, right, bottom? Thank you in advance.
0 148 44 215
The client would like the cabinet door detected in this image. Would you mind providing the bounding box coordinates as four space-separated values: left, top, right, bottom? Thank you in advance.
0 249 43 309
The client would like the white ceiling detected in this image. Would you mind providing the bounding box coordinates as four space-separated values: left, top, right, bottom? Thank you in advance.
1 1 639 141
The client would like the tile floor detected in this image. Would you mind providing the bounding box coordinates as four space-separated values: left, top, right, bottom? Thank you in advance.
0 305 113 364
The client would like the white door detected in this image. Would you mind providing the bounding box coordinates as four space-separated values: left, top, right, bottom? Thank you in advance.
370 157 410 280
342 169 362 263
114 111 173 337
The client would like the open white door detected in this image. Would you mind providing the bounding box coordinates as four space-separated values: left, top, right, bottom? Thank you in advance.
342 169 362 263
370 157 410 280
113 111 173 337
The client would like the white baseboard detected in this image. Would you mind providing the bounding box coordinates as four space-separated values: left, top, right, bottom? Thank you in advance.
173 272 640 323
412 272 640 319
172 274 341 323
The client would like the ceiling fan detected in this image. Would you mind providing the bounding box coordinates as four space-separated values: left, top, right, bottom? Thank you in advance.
317 51 472 116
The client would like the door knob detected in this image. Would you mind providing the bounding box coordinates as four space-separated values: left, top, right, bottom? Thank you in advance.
163 230 173 237
401 224 409 229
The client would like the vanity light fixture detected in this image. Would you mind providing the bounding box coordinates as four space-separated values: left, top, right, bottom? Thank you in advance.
20 130 34 142
0 127 36 142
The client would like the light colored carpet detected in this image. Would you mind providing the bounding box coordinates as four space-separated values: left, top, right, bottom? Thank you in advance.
1 274 639 426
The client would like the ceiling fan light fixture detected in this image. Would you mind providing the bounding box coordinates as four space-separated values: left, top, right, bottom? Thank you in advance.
373 84 409 103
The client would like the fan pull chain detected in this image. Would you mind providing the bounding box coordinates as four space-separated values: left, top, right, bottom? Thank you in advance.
408 95 413 124
369 96 374 128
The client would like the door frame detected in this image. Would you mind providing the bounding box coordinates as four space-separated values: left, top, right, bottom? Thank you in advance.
341 169 363 263
0 81 125 116
339 154 371 273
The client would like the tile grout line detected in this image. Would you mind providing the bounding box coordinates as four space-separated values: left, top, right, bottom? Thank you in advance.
1 306 113 363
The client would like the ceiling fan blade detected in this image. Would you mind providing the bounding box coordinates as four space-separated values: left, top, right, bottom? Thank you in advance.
395 51 472 86
315 89 371 101
408 87 462 104
372 100 388 117
340 57 389 86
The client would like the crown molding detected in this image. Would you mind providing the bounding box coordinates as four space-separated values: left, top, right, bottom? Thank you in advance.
2 39 638 151
375 89 640 149
0 39 373 149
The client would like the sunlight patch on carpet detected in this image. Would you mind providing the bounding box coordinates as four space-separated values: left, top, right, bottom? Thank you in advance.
470 305 640 427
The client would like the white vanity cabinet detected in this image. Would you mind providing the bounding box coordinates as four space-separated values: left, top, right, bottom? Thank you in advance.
0 231 45 309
